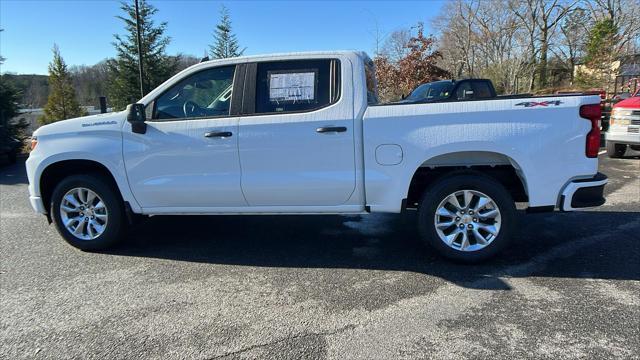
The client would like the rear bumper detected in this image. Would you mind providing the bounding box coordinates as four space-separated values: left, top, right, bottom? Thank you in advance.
559 172 607 211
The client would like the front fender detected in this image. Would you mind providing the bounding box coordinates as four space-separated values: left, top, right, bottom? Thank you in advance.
26 130 141 212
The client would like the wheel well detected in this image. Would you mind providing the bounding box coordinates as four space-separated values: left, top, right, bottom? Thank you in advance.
39 160 121 212
406 165 528 209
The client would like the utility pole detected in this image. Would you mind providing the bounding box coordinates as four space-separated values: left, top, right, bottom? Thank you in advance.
134 0 145 98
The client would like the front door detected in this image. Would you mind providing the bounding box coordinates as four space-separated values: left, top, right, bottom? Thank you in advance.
238 59 356 206
123 65 247 210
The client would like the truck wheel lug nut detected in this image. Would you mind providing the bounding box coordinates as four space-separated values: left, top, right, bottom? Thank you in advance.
467 224 473 229
473 218 478 222
455 217 460 221
458 224 464 229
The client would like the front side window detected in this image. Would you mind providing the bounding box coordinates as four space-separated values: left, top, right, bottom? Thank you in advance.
153 66 235 120
255 59 340 114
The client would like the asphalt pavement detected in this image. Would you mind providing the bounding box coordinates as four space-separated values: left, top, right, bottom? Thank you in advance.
1 151 639 359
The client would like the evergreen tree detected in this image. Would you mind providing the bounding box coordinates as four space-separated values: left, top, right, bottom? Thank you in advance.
39 45 86 125
576 19 620 87
107 0 178 110
210 5 244 59
0 28 29 146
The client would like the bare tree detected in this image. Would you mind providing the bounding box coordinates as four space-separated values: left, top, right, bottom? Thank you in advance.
555 7 590 83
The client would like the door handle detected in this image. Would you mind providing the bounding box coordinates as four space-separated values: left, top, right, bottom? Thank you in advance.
316 126 347 133
204 131 233 138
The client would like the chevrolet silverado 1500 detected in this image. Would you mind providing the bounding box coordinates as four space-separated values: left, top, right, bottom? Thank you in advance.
26 51 607 262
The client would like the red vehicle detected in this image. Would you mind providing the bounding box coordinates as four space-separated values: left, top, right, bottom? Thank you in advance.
607 81 640 157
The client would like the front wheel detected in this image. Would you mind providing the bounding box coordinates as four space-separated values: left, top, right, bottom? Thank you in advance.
417 173 517 263
606 141 626 158
50 174 126 251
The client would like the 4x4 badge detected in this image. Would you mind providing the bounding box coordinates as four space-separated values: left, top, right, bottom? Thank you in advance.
515 100 563 107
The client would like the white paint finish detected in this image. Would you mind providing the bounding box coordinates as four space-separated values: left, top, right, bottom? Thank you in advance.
362 95 601 212
26 112 141 212
237 56 357 206
25 50 603 217
122 117 246 208
375 144 403 165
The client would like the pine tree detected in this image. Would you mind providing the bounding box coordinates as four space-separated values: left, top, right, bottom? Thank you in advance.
210 5 244 59
107 0 179 110
39 45 86 125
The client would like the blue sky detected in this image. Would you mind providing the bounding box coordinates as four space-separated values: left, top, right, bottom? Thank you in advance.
0 0 445 75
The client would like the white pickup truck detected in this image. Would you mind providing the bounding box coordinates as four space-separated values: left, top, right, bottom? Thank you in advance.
26 51 607 262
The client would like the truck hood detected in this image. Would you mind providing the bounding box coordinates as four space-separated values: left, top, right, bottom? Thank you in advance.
33 111 126 137
614 96 640 109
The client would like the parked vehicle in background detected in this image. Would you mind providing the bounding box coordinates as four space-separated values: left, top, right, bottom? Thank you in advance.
26 51 607 262
396 78 497 103
607 88 640 158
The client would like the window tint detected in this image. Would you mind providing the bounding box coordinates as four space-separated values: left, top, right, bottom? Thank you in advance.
455 82 474 100
472 81 493 98
255 59 340 114
405 81 453 102
153 66 235 120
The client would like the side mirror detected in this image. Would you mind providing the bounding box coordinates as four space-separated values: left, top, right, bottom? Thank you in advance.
126 103 147 134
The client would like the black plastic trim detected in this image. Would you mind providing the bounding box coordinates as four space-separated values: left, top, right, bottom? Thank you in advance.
526 205 555 213
571 184 606 208
242 62 257 115
229 64 246 116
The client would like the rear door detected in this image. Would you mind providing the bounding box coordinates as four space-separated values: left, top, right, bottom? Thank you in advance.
237 58 356 206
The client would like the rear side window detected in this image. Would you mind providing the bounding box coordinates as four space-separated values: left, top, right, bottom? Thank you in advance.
472 81 493 99
255 59 340 114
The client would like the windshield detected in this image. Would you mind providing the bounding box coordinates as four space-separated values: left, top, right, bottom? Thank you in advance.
405 81 454 102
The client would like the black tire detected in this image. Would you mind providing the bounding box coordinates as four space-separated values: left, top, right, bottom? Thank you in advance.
8 150 17 164
50 174 126 251
606 141 626 158
417 173 517 263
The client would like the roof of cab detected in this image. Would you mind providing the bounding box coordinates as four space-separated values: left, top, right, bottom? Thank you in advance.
199 50 369 67
139 50 369 105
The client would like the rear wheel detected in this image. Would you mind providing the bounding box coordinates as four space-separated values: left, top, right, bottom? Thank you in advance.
417 173 517 263
606 141 626 158
50 174 126 250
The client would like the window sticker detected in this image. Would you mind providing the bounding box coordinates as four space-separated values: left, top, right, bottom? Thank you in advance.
268 70 317 103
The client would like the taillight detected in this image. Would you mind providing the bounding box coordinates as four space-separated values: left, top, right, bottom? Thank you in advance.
30 137 38 151
580 104 600 158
